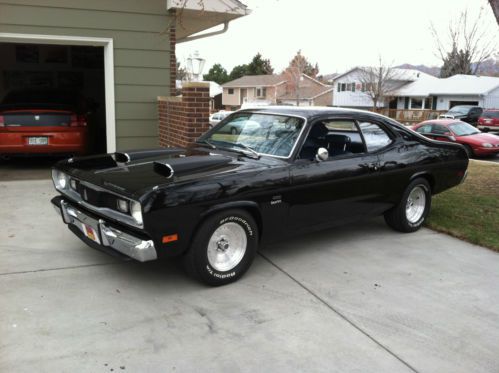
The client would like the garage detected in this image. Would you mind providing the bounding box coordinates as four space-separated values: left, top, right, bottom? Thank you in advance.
0 41 107 157
0 0 250 180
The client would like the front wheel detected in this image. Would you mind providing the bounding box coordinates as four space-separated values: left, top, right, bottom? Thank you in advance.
384 178 432 233
183 209 258 286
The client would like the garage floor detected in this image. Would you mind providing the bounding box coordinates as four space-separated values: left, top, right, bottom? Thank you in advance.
0 158 55 181
1 180 499 372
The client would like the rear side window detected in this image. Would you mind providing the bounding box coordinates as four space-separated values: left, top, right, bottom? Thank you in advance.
483 111 499 119
358 122 393 152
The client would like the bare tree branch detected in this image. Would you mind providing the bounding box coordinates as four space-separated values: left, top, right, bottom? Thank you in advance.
489 0 499 24
357 58 399 111
431 7 497 77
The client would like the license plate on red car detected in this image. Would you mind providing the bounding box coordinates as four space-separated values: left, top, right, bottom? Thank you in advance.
82 223 100 244
28 137 48 145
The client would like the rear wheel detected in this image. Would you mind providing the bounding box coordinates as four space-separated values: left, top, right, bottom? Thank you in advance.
183 209 258 286
384 178 431 233
230 127 238 135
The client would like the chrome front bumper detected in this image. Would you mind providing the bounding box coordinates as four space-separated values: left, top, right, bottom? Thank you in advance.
52 198 157 262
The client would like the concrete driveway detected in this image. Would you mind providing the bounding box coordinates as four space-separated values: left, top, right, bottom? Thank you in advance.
1 180 499 373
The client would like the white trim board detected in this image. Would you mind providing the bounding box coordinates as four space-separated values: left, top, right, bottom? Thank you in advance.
0 32 116 152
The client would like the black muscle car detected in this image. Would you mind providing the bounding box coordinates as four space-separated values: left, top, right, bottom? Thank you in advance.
51 107 468 285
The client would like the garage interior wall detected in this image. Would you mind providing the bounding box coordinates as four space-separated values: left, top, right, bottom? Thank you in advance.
0 0 174 150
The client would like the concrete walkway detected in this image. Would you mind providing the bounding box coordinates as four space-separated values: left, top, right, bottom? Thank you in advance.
1 180 498 372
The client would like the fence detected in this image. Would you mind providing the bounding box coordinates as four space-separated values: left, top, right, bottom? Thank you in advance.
374 109 446 126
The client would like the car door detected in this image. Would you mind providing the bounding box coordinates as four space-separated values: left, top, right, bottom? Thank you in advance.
285 117 388 232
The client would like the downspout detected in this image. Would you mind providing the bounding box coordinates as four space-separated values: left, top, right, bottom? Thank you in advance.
177 21 229 43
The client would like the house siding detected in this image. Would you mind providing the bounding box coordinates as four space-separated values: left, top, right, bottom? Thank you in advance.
0 0 173 150
222 87 240 106
435 95 484 110
483 86 499 109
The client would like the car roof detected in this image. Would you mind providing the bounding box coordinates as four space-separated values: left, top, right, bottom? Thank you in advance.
418 119 464 126
236 105 388 120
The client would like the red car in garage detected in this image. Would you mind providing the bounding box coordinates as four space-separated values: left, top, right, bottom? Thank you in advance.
0 89 89 157
411 119 499 157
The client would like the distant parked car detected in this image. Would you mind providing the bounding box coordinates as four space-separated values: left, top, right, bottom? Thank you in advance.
477 109 499 132
209 111 233 127
439 105 483 126
412 119 499 157
0 89 90 157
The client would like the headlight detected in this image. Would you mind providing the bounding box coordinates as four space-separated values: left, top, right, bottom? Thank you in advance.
130 201 143 226
116 199 129 213
52 169 69 190
482 143 493 148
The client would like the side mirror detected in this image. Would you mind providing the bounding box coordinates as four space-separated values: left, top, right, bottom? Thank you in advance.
315 147 329 162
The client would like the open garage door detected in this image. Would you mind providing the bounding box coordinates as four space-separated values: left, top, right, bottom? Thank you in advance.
0 42 106 157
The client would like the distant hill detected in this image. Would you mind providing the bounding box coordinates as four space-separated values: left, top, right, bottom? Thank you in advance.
396 54 499 77
396 64 441 77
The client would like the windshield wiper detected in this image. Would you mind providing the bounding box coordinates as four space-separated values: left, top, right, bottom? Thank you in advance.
232 142 260 159
195 138 216 149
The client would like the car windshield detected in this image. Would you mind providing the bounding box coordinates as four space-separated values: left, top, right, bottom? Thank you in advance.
449 122 480 136
201 112 305 157
447 106 470 115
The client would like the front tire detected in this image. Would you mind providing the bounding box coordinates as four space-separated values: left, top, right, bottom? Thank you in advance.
384 178 431 233
183 209 258 286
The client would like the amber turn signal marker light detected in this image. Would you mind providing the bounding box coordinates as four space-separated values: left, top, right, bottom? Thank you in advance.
162 234 178 243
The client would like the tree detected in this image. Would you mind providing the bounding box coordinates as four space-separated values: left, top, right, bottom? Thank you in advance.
246 53 274 75
229 64 249 81
176 59 188 81
287 50 319 77
282 50 320 106
431 8 496 77
203 63 229 84
489 0 499 24
357 59 399 110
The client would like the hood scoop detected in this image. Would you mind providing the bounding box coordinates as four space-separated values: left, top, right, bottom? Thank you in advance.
67 148 184 170
154 155 232 178
114 148 183 163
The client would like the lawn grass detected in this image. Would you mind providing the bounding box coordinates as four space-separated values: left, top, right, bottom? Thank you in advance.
425 160 499 251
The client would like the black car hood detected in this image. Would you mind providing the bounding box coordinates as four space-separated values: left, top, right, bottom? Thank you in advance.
59 147 285 198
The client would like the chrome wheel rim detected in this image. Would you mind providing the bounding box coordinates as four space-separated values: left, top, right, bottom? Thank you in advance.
406 186 426 223
207 222 247 272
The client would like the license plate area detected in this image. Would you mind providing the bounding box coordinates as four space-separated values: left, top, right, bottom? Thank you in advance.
28 136 48 145
81 223 101 244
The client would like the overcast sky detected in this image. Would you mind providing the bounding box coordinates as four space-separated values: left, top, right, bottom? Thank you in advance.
176 0 497 76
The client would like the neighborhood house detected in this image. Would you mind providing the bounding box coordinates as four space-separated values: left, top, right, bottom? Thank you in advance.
332 67 499 111
222 73 333 110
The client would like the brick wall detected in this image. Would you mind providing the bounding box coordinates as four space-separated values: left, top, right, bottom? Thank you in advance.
158 82 210 148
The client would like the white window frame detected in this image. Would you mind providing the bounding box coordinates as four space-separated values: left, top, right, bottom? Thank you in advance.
409 97 432 110
0 32 116 152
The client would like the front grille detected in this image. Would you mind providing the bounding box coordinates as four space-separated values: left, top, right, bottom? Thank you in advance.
75 183 118 210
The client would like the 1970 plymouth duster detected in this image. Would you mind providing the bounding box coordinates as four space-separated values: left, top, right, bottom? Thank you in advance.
51 107 468 285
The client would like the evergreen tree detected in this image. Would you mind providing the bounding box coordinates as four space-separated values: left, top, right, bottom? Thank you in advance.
203 63 229 84
440 45 473 78
229 64 249 81
246 53 274 75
